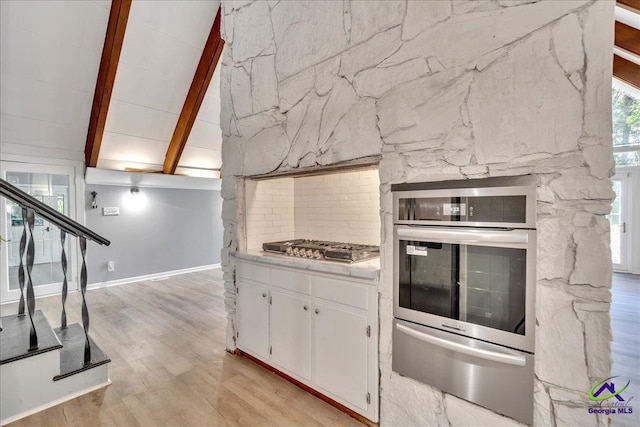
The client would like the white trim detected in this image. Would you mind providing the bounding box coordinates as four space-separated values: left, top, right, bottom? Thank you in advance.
0 161 82 303
85 168 221 191
614 145 640 153
613 77 640 101
87 264 221 290
0 380 112 426
616 4 640 31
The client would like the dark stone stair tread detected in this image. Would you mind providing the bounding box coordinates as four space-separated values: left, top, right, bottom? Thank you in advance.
0 310 63 365
53 323 111 381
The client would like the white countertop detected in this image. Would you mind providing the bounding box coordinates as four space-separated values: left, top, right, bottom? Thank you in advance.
234 249 380 281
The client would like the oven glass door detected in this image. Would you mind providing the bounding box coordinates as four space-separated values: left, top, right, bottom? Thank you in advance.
398 240 460 320
466 245 526 334
397 228 528 336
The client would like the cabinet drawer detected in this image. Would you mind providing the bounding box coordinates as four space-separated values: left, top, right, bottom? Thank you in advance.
270 268 312 294
314 277 368 310
237 262 269 284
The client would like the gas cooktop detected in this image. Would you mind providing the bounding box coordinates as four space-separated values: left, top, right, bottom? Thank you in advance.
262 239 380 263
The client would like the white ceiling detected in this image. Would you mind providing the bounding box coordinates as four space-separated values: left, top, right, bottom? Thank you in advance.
0 0 110 160
1 0 223 177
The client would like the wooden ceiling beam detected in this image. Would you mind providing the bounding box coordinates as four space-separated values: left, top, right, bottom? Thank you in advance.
617 0 640 13
163 8 224 175
615 21 640 57
85 0 132 168
614 54 640 91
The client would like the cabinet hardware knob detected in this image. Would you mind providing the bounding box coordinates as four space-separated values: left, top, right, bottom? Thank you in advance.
315 309 319 314
262 293 267 298
303 305 308 310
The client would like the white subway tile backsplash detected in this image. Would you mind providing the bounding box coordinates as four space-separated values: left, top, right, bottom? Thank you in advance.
244 169 380 249
294 169 380 246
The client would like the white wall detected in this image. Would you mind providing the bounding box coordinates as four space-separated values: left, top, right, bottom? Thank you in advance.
294 169 380 245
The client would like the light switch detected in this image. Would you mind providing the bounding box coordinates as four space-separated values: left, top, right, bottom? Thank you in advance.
102 207 120 216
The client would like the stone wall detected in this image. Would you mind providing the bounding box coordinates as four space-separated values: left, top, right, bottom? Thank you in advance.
219 1 615 425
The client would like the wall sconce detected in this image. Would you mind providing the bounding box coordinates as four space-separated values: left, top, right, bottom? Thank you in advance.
91 191 98 209
125 186 147 212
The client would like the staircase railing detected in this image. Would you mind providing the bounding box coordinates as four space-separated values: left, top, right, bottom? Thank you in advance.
0 178 110 364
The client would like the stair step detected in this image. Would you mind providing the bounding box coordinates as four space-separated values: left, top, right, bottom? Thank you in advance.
0 310 62 365
53 324 110 381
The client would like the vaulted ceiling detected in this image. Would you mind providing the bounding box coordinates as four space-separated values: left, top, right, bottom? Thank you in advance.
1 0 223 178
614 0 640 92
1 0 637 177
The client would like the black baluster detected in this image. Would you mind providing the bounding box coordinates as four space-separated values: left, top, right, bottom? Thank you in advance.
17 207 27 316
79 237 91 364
25 208 38 351
60 230 68 329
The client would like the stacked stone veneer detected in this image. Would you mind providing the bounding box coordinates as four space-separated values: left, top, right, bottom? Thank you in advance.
219 1 615 425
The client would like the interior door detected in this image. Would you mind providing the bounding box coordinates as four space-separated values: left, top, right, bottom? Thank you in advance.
610 174 629 272
0 162 77 302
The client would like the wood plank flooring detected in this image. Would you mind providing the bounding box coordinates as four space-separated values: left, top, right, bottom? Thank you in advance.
3 270 638 426
611 272 640 427
2 269 363 427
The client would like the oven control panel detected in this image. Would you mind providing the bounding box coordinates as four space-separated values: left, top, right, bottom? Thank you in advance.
393 184 536 228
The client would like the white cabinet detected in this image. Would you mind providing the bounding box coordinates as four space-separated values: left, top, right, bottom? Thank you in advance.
313 301 369 411
270 290 311 380
234 258 379 423
236 280 270 359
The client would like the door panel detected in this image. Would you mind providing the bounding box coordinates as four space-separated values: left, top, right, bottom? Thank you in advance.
270 290 311 380
313 301 368 410
610 175 629 271
398 240 460 319
236 280 270 359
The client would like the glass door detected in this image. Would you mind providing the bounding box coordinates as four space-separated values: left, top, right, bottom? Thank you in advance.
465 245 526 334
398 240 460 319
609 174 629 272
0 162 77 302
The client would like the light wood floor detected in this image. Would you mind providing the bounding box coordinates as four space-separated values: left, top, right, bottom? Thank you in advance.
4 270 638 426
3 269 363 427
611 273 640 427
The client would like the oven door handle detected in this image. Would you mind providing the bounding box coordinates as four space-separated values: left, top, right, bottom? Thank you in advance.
396 226 529 245
395 323 526 366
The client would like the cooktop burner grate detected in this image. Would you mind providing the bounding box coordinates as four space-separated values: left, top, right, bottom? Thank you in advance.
262 239 380 263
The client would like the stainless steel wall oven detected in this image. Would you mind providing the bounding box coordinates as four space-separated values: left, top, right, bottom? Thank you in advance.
392 177 537 425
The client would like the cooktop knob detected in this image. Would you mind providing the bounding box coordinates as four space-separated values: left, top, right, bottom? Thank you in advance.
313 250 321 259
286 247 293 255
300 248 307 257
306 249 313 257
293 247 299 256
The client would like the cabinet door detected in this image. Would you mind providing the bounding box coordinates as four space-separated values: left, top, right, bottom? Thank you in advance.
237 280 269 359
270 290 311 379
313 301 369 410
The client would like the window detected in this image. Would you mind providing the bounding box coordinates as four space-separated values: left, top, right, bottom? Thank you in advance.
612 86 640 167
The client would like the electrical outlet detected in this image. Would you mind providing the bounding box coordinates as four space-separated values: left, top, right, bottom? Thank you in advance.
107 261 115 272
102 207 120 216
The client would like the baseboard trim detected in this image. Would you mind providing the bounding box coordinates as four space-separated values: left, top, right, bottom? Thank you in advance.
87 264 221 291
237 350 378 427
0 379 112 426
